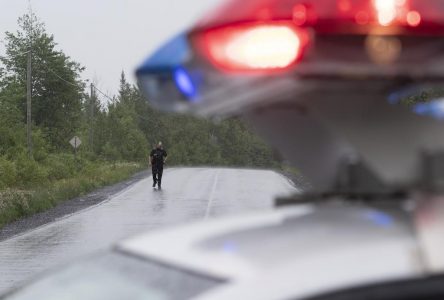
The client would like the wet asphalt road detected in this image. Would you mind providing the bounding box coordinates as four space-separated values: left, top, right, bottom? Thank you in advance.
0 168 296 293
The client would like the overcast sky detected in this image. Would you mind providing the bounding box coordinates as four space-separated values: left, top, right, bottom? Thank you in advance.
0 0 223 96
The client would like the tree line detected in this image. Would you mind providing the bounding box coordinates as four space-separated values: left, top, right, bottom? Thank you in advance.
0 13 280 188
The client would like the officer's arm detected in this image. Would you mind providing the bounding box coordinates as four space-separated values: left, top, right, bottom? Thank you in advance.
164 151 168 163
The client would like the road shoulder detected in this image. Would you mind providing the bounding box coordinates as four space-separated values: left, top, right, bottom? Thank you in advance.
0 171 149 241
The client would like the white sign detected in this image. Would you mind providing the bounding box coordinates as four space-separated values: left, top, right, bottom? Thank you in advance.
69 136 82 149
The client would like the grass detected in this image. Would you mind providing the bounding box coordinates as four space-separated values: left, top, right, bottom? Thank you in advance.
0 162 143 229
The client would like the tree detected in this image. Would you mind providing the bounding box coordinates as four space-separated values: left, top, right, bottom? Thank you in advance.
92 72 149 162
0 12 85 149
0 81 26 157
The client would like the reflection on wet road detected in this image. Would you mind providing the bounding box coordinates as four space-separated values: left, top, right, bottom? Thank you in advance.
0 168 296 293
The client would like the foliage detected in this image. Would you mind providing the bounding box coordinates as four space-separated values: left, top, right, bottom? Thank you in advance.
0 157 17 189
0 12 85 149
0 12 281 228
1 13 278 177
0 162 143 228
15 154 49 186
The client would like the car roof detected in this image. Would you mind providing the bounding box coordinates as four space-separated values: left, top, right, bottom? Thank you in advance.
118 204 426 300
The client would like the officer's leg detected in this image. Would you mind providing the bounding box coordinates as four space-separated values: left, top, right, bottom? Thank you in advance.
158 167 163 188
152 167 157 187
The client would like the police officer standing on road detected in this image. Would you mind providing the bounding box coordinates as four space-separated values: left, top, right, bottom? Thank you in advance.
150 142 168 189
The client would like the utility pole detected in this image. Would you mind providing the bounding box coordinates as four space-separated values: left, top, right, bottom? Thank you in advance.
26 0 33 158
89 83 95 151
26 49 32 158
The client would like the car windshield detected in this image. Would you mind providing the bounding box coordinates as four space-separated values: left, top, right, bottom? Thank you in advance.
2 251 223 300
3 0 444 299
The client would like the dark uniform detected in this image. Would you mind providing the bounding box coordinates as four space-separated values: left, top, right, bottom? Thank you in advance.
150 148 167 188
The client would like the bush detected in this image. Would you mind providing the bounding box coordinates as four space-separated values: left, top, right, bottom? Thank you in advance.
0 157 17 189
15 155 49 186
0 189 34 227
81 151 99 162
102 142 121 162
44 154 78 180
0 161 143 228
32 130 51 162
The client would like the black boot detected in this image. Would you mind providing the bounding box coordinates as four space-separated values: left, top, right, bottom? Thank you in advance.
152 181 156 187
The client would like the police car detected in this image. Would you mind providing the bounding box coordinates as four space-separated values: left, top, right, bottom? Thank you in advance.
3 0 444 299
2 200 444 300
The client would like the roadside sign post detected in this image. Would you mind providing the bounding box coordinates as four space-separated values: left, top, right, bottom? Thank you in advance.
69 136 82 160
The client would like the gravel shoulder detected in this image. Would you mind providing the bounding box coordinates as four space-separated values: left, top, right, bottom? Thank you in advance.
0 171 149 241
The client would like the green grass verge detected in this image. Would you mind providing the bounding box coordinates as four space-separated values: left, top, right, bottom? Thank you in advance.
0 162 143 229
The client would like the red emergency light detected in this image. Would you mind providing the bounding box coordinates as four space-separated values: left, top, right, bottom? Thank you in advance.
190 0 444 72
193 23 308 72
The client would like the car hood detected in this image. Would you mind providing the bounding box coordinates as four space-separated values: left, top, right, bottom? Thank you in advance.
118 204 427 300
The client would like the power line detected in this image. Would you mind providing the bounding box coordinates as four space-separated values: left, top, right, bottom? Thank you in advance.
46 66 80 88
92 85 114 103
23 57 151 122
38 60 114 107
33 56 81 88
92 85 150 121
27 55 116 105
8 49 31 57
37 61 114 104
93 84 151 121
16 50 31 56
